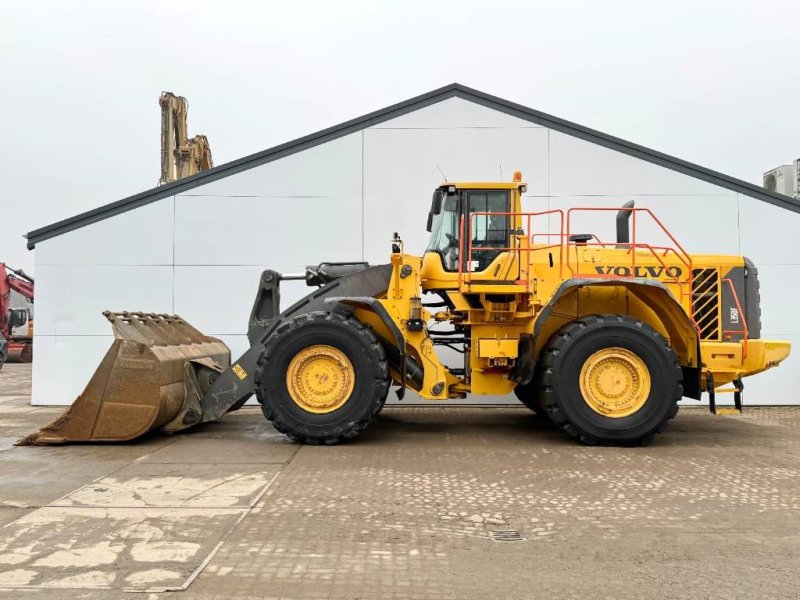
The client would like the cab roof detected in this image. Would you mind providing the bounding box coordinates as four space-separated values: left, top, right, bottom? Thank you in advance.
439 181 525 190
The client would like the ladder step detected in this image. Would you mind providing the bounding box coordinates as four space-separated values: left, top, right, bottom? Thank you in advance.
707 376 744 414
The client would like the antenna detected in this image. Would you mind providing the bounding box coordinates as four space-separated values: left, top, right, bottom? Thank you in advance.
499 164 504 180
436 164 448 183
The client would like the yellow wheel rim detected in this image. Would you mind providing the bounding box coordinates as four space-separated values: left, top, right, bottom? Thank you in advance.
285 345 355 414
579 347 651 418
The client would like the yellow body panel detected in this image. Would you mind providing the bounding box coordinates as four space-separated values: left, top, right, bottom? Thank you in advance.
478 339 518 359
701 339 792 386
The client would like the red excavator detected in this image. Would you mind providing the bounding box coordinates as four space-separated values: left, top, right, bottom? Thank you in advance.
0 263 34 366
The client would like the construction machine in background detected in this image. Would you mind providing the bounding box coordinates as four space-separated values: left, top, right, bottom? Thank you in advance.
20 172 791 446
0 332 7 370
158 92 213 185
0 263 34 365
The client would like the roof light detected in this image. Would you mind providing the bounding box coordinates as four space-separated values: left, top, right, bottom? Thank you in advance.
513 171 523 182
520 185 528 193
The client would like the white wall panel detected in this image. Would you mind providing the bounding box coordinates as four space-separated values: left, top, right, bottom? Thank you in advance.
545 194 741 255
362 127 548 262
372 97 539 130
361 196 435 263
173 265 313 335
174 195 362 266
549 132 726 197
36 198 175 266
34 265 174 336
749 264 800 336
180 133 362 198
363 127 548 198
31 335 114 406
739 194 800 264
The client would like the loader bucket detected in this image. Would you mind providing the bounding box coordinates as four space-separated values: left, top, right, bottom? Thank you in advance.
17 312 230 445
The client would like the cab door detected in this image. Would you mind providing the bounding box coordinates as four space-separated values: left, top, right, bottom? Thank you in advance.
463 189 520 284
421 187 522 289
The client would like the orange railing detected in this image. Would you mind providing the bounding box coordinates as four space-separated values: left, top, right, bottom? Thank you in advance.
456 206 753 351
459 206 695 316
459 210 564 290
565 207 694 307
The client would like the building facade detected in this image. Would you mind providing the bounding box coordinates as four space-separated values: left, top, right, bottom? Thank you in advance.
27 85 800 407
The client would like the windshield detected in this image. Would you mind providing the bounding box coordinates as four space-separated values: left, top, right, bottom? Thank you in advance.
425 189 511 272
426 193 460 270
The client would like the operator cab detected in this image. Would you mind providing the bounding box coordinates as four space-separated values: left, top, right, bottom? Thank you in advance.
421 176 526 286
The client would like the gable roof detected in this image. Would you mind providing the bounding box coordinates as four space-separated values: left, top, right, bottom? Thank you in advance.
26 83 800 249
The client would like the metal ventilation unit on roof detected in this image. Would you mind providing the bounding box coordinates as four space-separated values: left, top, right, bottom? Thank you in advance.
763 163 799 198
796 158 800 199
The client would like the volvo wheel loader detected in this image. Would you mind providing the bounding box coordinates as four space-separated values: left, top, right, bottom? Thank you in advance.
19 173 791 447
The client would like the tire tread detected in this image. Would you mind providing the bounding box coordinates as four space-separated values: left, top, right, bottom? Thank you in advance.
539 314 683 446
254 311 389 445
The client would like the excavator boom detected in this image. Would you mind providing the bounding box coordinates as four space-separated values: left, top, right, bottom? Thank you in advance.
159 92 213 185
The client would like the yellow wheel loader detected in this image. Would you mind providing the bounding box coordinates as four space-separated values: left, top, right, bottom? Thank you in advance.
19 173 791 447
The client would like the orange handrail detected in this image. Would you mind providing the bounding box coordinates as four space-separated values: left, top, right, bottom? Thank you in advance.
459 205 696 322
461 209 565 289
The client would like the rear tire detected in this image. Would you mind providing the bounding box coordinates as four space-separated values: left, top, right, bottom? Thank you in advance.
255 311 389 444
539 315 682 446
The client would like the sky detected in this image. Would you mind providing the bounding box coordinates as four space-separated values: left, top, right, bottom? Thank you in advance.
1 0 799 273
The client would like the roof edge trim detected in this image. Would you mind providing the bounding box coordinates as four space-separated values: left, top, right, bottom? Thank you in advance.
26 84 464 249
27 82 800 249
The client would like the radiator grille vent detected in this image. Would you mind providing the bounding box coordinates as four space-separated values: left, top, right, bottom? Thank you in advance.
692 268 720 340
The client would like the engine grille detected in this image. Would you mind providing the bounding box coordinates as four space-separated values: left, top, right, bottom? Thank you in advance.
692 268 720 340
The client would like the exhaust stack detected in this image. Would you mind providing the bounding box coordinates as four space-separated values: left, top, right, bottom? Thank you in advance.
616 200 635 247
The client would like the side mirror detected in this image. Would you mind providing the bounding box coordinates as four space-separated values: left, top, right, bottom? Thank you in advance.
430 190 443 214
426 190 444 232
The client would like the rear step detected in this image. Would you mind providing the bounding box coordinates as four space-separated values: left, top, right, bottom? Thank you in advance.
706 373 744 415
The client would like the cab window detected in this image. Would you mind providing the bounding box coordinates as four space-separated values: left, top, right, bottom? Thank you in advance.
426 189 510 272
426 193 461 270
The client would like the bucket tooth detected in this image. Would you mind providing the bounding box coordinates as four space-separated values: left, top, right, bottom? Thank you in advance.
16 312 230 445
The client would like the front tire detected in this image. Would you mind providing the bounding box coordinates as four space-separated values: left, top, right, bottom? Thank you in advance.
255 311 389 444
539 315 682 446
514 377 542 415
